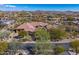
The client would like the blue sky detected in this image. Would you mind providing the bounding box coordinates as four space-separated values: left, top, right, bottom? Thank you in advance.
0 4 79 11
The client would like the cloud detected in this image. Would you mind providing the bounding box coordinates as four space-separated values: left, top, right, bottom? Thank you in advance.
5 5 16 8
0 4 16 8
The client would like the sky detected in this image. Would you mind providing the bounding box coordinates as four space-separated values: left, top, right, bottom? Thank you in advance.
0 4 79 11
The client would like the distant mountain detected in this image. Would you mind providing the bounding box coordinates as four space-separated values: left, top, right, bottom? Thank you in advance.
1 10 79 16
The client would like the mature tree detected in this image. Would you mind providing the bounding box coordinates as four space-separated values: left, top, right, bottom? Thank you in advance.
35 28 53 54
49 28 67 41
47 15 53 21
19 34 32 42
67 16 73 21
70 40 79 55
0 41 8 54
72 31 79 38
66 16 74 25
53 46 65 55
18 30 32 42
18 30 27 37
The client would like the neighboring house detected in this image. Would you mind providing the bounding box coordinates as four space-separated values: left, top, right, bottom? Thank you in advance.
74 17 79 21
0 18 15 26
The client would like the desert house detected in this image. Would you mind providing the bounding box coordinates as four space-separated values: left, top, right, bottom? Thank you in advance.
12 22 52 41
15 22 49 32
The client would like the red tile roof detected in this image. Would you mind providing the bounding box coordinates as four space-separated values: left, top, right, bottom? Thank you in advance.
16 22 48 32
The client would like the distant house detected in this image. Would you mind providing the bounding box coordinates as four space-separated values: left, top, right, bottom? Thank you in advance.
74 17 79 21
15 22 49 32
0 18 15 26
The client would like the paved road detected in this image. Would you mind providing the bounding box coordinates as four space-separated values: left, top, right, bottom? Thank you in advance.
21 38 79 44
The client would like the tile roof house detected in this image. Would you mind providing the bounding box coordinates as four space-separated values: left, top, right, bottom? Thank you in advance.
16 22 48 32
